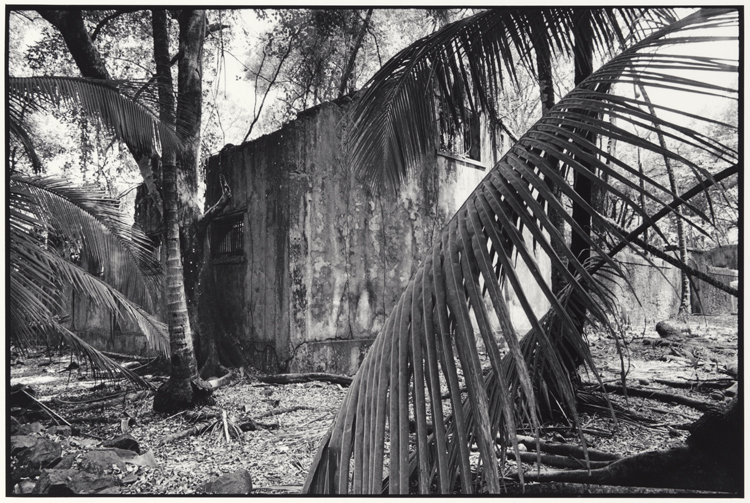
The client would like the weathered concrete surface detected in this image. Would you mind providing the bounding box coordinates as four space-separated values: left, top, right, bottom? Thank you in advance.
611 248 738 327
201 99 515 374
611 253 683 326
691 266 738 315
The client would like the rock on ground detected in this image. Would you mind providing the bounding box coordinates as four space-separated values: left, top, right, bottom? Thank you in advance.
198 469 253 494
655 321 680 338
102 434 140 453
33 468 119 495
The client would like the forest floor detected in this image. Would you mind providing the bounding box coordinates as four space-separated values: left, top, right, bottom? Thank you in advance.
9 313 738 495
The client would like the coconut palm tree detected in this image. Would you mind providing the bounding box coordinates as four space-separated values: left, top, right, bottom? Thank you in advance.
304 8 738 494
8 76 178 388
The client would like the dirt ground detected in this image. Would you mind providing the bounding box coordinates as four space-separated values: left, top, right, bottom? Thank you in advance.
9 313 738 494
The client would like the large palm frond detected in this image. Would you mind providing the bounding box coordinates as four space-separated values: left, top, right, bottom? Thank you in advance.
349 7 679 192
10 175 168 388
305 8 738 494
8 76 183 163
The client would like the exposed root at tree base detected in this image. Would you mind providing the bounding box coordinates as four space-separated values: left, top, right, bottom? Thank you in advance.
152 377 214 414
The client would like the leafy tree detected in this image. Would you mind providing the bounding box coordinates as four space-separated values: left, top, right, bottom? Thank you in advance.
304 8 738 493
242 8 437 139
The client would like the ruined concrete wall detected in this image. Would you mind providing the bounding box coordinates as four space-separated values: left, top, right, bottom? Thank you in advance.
202 99 556 375
61 254 160 358
610 247 738 328
203 100 490 374
611 253 683 326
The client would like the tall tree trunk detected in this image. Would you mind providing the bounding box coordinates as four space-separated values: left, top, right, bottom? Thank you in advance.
536 34 568 297
634 80 691 315
152 9 214 413
569 9 595 271
338 8 373 98
38 8 228 407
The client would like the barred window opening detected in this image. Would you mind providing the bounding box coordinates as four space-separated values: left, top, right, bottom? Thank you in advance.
212 214 244 259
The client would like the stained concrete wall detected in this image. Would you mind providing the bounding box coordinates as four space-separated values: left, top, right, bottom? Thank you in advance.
611 253 683 326
610 247 738 327
202 98 552 375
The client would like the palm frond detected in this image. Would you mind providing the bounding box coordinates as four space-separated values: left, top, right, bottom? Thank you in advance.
305 8 737 494
10 175 169 386
11 176 162 310
348 7 678 192
8 76 183 160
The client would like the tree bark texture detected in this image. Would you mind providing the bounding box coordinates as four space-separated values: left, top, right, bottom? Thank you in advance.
535 35 568 297
151 9 214 413
37 10 111 80
569 9 595 270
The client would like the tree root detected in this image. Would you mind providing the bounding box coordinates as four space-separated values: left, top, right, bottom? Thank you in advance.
515 435 621 461
506 450 614 470
153 377 215 414
586 383 715 411
519 400 740 494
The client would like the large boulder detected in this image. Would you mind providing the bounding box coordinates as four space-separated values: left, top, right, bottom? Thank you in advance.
79 450 128 474
16 438 62 470
198 469 253 494
10 435 38 455
33 468 118 495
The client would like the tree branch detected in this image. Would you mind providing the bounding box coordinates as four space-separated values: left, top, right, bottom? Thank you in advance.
207 22 229 36
90 10 136 42
338 8 373 98
243 27 302 143
197 173 232 235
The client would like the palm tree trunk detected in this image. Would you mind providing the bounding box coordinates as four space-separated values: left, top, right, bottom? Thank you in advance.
152 9 212 413
569 9 595 271
634 80 691 315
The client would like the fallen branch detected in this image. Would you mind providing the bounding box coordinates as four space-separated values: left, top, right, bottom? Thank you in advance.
255 405 314 420
67 416 120 424
654 378 734 390
257 373 352 386
593 383 715 411
516 435 621 461
67 390 152 413
23 390 70 427
506 450 615 470
159 424 204 445
523 426 614 438
52 391 125 405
